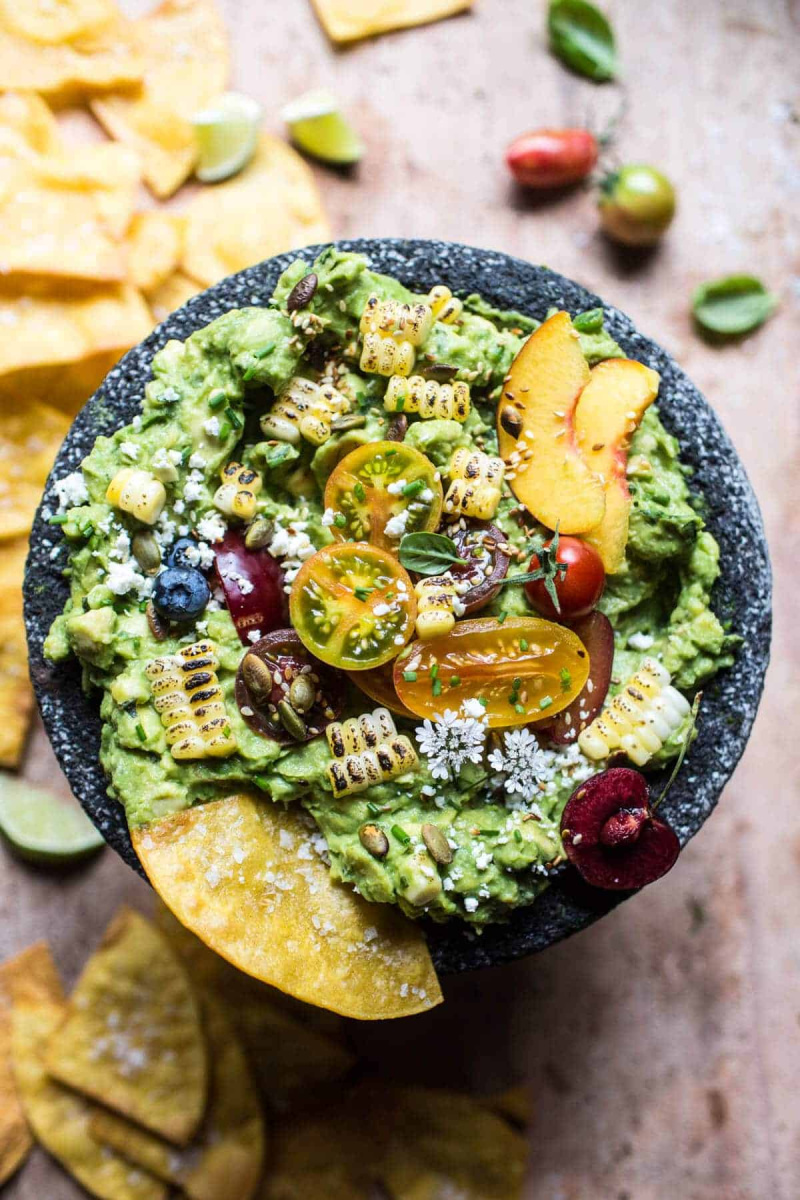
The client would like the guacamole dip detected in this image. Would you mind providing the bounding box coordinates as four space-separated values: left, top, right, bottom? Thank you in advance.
44 249 737 926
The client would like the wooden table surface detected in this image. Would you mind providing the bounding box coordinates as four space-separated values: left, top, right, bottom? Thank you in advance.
4 1 798 1196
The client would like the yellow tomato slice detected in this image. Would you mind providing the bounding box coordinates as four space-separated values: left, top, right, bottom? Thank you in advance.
393 616 589 728
289 542 417 670
324 441 442 553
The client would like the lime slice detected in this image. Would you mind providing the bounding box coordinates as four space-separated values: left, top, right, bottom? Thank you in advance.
282 89 364 165
192 92 263 184
0 776 105 865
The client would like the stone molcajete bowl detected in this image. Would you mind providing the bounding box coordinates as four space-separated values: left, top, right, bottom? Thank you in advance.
24 239 771 975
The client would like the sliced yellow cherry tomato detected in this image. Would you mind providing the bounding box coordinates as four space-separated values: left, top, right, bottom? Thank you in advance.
324 440 443 553
289 543 417 670
393 616 589 728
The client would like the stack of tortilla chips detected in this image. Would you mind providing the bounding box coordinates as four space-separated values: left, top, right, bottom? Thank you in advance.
0 0 330 770
0 906 530 1197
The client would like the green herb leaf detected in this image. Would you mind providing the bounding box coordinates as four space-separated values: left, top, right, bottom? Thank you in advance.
692 275 777 336
573 307 604 333
654 692 702 810
548 0 617 82
398 532 467 575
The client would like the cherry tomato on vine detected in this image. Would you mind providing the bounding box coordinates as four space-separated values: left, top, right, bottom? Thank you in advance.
524 536 605 621
506 128 598 189
289 542 416 670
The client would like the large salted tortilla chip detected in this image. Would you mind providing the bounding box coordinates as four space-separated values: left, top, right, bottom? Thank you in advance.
309 0 472 43
180 134 330 286
0 401 70 540
132 794 442 1020
0 91 60 155
45 907 207 1145
0 5 142 103
0 541 35 768
92 0 230 198
127 211 185 294
91 992 265 1200
145 269 201 323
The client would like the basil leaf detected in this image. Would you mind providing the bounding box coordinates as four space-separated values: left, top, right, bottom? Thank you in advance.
398 533 466 575
692 275 777 336
548 0 617 82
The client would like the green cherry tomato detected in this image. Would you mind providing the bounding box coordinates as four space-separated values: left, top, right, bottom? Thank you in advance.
599 165 676 247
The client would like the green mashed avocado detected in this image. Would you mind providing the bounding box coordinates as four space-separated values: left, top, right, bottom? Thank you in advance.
44 249 737 927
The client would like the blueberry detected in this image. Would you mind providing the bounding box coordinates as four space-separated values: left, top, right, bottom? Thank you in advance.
168 537 201 570
152 567 210 622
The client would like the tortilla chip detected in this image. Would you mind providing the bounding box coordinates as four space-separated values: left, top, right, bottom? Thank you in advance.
0 5 143 104
0 91 60 155
310 0 472 43
0 284 153 412
180 134 330 287
0 0 120 45
381 1086 529 1199
131 794 442 1020
92 0 230 199
0 547 34 768
145 269 201 323
91 992 265 1200
45 907 207 1145
0 401 69 540
127 211 184 294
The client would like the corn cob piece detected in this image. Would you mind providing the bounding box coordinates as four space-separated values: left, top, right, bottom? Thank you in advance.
443 448 505 520
414 575 463 639
578 658 691 767
384 374 471 423
213 461 262 521
106 468 166 525
260 377 350 446
359 293 435 378
326 706 418 797
145 640 236 761
427 284 463 324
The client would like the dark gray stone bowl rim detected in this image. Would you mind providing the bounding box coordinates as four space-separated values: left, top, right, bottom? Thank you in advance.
24 238 771 975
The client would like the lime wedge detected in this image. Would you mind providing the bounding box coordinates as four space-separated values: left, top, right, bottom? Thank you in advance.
192 92 263 184
0 776 105 865
282 89 364 165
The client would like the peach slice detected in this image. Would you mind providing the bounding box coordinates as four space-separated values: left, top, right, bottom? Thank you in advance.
497 311 605 534
574 358 660 572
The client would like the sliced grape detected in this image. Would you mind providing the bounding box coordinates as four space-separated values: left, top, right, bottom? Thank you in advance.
445 521 512 615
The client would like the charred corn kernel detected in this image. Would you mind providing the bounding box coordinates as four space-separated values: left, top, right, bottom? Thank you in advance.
578 658 690 767
427 284 463 324
260 377 350 446
106 468 166 525
384 375 471 423
213 461 262 521
145 640 236 761
443 448 505 520
359 294 434 346
360 331 415 378
326 706 418 796
414 575 461 639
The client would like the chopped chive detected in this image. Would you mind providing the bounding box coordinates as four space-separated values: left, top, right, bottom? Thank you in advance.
138 599 148 612
479 698 488 707
560 667 572 692
254 775 271 792
48 514 68 525
81 523 94 537
218 420 232 440
222 725 231 738
391 824 411 845
403 671 417 682
354 586 372 602
208 390 227 410
432 678 442 697
539 696 553 710
242 365 257 381
385 449 397 457
353 481 366 501
514 830 523 844
254 342 275 359
449 675 461 687
497 612 507 624
135 723 146 743
479 828 500 836
395 394 405 411
333 512 347 528
430 662 439 678
226 406 243 429
519 638 529 651
514 703 525 714
366 801 381 816
402 479 425 497
513 677 521 688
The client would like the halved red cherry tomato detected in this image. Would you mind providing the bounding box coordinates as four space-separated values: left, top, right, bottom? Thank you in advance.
346 660 416 719
394 616 589 728
524 536 605 621
213 528 287 645
289 542 417 670
324 441 442 554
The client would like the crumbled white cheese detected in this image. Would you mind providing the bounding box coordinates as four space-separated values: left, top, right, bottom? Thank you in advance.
628 631 655 651
188 452 207 470
196 512 226 543
384 508 411 539
321 507 335 527
53 472 89 512
463 897 479 913
119 441 139 461
202 416 221 437
106 561 148 597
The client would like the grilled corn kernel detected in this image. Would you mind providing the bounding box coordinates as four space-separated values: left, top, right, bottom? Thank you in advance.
414 575 461 639
443 449 505 520
325 706 418 796
427 284 463 324
213 461 262 521
578 658 691 767
384 375 471 423
145 640 236 761
259 377 350 446
106 468 166 525
359 294 434 346
360 331 416 378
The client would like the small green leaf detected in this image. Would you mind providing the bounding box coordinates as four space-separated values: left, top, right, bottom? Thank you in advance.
573 307 604 333
692 275 778 336
398 532 467 575
548 0 617 83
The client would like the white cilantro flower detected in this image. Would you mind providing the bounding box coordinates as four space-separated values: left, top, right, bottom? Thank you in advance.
488 728 551 796
415 704 488 781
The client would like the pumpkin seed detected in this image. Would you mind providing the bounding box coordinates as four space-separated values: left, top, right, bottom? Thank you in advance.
330 413 366 433
132 531 161 575
288 674 315 713
287 272 318 312
423 362 458 382
421 822 453 864
277 700 308 740
359 823 389 859
386 413 408 442
244 517 274 550
499 406 523 438
241 653 274 706
145 601 168 641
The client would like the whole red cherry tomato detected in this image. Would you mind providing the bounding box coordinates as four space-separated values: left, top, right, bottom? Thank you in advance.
506 128 598 189
524 536 605 621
